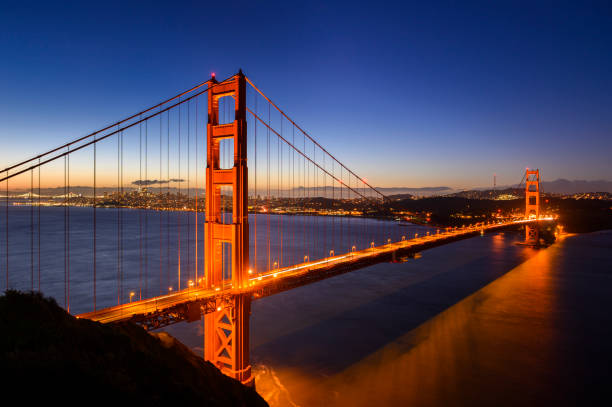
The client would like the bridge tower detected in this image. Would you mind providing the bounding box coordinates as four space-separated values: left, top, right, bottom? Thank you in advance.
204 72 252 385
525 168 540 245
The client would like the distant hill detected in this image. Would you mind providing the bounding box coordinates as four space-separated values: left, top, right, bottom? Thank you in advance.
540 179 612 194
375 187 452 197
4 180 609 198
461 179 612 196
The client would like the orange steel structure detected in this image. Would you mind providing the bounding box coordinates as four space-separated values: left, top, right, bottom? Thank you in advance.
525 169 540 244
204 71 252 385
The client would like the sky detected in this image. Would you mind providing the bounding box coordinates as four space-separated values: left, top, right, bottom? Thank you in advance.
1 1 611 190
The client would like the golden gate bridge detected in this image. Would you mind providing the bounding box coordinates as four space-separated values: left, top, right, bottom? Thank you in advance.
0 71 551 385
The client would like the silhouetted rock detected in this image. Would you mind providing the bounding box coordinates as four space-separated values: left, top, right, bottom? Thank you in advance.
0 291 268 406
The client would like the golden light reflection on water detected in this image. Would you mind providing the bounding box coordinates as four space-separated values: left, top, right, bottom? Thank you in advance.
254 237 566 407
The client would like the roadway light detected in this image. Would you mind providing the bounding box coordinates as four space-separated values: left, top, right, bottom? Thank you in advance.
304 255 309 262
248 269 253 274
168 286 173 292
330 250 334 257
129 292 135 303
216 306 222 312
188 280 194 287
387 238 391 244
415 233 418 238
401 236 406 241
351 245 356 253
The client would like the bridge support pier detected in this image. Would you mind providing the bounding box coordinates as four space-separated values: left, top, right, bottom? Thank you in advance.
203 71 252 385
204 294 252 385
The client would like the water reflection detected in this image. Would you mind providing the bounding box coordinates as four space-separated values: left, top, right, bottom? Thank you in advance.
246 232 612 406
273 237 559 406
159 231 612 406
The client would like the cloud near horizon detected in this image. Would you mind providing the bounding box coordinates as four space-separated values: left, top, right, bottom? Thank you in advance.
132 179 185 186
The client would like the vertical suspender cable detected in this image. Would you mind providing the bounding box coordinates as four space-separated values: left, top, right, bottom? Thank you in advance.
305 135 308 259
93 140 96 310
67 147 70 312
278 116 282 267
194 97 198 285
121 130 125 304
291 124 294 267
117 127 120 305
187 100 191 285
160 107 163 294
145 121 148 297
340 166 343 253
303 132 306 260
313 144 317 257
178 100 181 290
30 169 33 291
64 153 67 309
267 103 270 271
253 92 257 272
38 160 41 292
167 110 170 291
139 120 143 300
5 171 7 290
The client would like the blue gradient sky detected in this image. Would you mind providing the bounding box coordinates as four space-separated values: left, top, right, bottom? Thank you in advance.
1 1 611 189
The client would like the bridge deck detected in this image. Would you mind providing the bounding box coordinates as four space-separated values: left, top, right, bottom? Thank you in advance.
77 219 547 329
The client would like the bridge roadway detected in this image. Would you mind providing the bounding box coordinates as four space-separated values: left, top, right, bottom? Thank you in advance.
77 218 548 329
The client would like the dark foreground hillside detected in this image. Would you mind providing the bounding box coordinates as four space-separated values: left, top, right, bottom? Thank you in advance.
0 291 268 406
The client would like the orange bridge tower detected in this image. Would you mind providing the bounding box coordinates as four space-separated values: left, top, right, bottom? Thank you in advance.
204 71 252 385
525 168 540 245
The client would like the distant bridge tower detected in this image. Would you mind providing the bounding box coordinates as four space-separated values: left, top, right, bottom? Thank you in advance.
204 71 252 385
525 168 540 245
